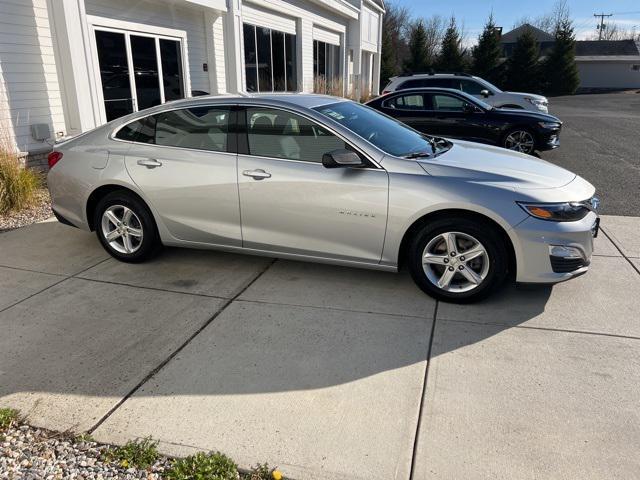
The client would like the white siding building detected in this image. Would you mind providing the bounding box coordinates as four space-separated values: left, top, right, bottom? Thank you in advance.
0 0 384 158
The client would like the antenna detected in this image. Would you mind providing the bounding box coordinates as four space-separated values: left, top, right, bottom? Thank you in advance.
594 13 613 40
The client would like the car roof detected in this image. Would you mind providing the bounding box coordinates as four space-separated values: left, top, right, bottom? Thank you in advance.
160 93 348 110
391 73 479 80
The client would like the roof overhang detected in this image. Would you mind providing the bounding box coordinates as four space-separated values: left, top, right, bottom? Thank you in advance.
185 0 227 11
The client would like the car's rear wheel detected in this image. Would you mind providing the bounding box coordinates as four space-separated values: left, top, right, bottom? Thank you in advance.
94 191 161 262
503 128 536 154
408 217 509 303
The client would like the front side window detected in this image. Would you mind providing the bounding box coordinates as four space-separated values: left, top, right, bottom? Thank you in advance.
385 94 424 109
243 23 297 92
115 107 230 152
313 40 341 94
246 107 346 163
314 101 446 157
431 94 466 111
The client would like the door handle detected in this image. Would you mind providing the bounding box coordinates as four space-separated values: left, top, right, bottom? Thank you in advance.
137 158 162 168
243 169 271 180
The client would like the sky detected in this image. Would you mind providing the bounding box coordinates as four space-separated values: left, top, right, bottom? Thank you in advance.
392 0 640 43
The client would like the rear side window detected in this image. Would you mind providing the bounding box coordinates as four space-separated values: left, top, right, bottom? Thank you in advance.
115 107 230 152
459 79 485 95
399 78 454 89
384 94 425 109
245 107 346 163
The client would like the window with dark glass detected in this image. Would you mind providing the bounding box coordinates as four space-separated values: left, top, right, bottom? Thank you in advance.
160 39 185 100
313 40 341 93
431 94 466 111
95 31 134 121
246 107 346 163
243 23 297 92
95 29 185 121
116 107 230 152
385 94 425 109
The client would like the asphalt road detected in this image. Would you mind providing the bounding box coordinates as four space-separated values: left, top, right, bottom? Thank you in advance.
540 91 640 216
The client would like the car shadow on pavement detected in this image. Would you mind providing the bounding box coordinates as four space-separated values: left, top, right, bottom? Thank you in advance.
0 221 551 429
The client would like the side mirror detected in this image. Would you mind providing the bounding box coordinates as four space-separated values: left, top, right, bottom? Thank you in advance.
462 103 476 114
480 89 491 98
322 149 366 169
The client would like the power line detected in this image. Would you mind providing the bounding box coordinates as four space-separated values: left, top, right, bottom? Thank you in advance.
594 12 613 40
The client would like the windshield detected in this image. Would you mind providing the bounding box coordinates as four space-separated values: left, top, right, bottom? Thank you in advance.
454 90 494 110
477 77 502 94
313 101 450 158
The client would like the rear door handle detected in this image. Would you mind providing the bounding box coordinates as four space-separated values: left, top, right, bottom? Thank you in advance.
137 158 162 168
242 169 271 180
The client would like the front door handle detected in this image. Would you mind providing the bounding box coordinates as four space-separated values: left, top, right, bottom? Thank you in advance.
243 169 271 180
137 158 162 168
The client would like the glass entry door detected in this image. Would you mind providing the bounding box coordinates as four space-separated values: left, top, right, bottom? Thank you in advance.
94 29 185 122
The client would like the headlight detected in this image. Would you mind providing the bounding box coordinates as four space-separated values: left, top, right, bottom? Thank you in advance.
517 201 593 221
525 97 547 108
538 121 561 129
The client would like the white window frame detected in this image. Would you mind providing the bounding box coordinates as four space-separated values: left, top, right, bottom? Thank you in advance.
86 16 190 125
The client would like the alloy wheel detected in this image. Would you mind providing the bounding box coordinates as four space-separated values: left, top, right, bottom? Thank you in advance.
101 205 144 254
504 130 535 154
422 231 490 293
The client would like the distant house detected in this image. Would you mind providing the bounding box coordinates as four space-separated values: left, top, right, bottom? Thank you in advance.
0 0 384 162
499 24 640 92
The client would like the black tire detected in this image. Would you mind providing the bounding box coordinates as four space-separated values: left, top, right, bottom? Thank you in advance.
502 127 537 155
407 217 509 303
94 190 161 263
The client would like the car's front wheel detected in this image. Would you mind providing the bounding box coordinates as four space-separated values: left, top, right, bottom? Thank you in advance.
503 128 536 155
408 217 509 303
94 191 161 262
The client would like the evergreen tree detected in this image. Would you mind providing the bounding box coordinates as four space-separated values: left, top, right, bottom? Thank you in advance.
405 20 430 73
436 17 466 72
543 19 580 95
380 24 396 87
504 28 541 92
471 14 503 84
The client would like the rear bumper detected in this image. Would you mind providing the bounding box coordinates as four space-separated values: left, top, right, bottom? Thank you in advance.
512 211 598 283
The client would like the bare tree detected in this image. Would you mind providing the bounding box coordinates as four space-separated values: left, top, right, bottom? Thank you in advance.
513 0 570 34
586 22 640 41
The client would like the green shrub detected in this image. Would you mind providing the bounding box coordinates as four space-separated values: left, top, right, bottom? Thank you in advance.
0 408 19 429
0 150 42 214
166 451 239 480
105 437 159 469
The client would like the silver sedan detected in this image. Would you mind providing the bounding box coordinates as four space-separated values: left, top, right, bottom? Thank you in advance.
47 94 599 303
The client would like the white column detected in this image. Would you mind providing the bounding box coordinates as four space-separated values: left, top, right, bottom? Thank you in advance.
347 18 362 99
205 10 227 94
298 18 313 92
47 0 99 134
223 0 243 93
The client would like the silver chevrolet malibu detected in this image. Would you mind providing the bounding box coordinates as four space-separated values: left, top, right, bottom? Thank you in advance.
47 94 599 303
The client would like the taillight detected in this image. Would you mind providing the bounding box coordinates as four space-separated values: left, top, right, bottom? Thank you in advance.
48 151 63 169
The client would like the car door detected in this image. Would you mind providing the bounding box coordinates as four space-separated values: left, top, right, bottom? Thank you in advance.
236 106 388 263
121 105 242 246
379 93 430 133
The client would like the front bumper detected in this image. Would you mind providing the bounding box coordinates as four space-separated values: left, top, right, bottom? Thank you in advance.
537 127 561 151
512 211 599 283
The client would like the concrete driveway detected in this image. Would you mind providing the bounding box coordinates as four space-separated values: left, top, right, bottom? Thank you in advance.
1 217 639 480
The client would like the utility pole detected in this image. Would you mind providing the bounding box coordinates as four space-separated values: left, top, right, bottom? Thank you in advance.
594 13 613 40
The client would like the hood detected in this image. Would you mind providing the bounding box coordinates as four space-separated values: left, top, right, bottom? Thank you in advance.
501 91 548 102
490 109 560 123
418 140 575 190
